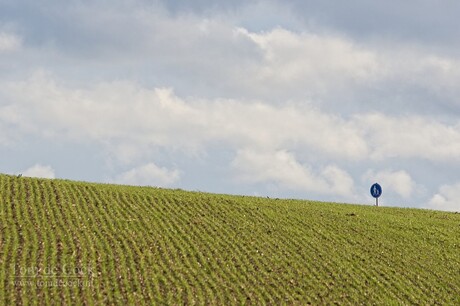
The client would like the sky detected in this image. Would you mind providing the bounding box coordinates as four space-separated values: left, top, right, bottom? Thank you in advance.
1 0 460 212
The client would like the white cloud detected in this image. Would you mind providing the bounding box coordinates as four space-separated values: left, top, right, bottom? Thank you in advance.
355 113 460 162
237 27 460 108
4 73 460 168
428 183 460 212
205 98 368 159
232 149 354 197
0 32 22 53
322 165 355 198
363 169 415 199
114 162 180 187
2 0 460 209
21 164 55 179
241 28 380 87
378 47 460 95
1 73 369 162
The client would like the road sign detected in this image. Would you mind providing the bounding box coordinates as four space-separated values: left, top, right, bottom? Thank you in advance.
370 183 382 206
370 183 382 198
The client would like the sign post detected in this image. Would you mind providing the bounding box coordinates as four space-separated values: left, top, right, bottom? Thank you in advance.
370 183 382 206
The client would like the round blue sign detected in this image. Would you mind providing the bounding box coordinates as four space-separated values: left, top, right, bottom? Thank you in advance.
370 183 382 198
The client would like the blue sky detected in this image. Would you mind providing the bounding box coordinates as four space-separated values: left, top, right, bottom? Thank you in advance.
1 0 460 211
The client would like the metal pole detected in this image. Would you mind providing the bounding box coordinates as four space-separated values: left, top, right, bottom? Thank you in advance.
376 197 378 207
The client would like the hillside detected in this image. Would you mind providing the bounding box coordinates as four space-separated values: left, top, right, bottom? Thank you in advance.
0 174 459 304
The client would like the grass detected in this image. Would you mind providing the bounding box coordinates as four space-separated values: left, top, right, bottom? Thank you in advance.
0 173 459 304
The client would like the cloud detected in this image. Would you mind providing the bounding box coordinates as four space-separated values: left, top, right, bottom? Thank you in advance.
363 169 415 199
0 72 369 161
2 1 460 208
5 73 460 165
5 2 460 115
0 32 21 53
21 164 55 179
356 113 460 162
114 162 180 187
1 74 205 151
287 1 460 47
241 27 380 90
232 149 354 198
236 27 460 115
428 183 460 212
4 2 261 89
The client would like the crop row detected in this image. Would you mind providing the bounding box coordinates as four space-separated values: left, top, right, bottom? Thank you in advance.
0 174 459 304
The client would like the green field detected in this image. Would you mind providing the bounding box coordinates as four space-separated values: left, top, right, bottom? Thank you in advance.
0 174 459 304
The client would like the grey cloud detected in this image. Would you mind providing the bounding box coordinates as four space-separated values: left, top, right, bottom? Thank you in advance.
287 0 460 49
4 0 460 52
158 0 249 15
4 0 460 117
